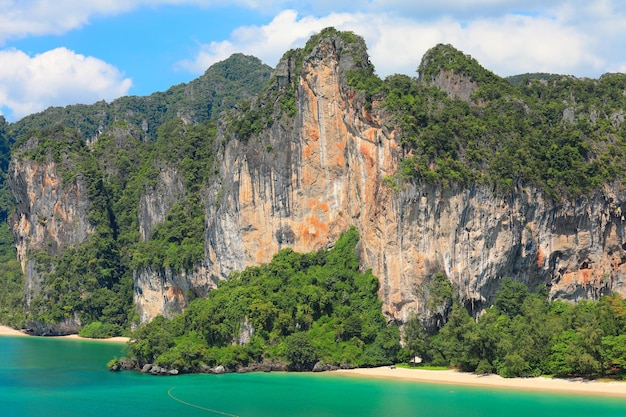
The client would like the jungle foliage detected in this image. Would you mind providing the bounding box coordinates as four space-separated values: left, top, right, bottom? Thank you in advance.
365 44 626 199
403 278 626 380
125 227 401 372
1 53 267 330
0 30 626 368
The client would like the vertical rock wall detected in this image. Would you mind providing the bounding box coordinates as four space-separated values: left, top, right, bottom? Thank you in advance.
9 156 93 307
198 34 626 324
10 33 626 325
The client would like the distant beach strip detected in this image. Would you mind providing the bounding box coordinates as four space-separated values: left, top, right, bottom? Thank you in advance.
333 367 626 398
0 325 129 344
2 324 625 398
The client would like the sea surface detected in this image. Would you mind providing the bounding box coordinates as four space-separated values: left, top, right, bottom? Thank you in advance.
1 336 626 417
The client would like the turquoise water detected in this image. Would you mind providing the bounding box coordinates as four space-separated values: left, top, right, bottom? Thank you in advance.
1 336 626 416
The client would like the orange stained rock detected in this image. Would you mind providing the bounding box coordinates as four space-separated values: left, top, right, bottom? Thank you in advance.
307 199 329 212
53 201 68 222
166 286 184 302
612 258 620 270
303 145 312 159
536 248 545 267
360 143 376 169
304 125 319 142
256 247 269 264
561 272 576 285
580 268 593 285
43 172 59 187
301 168 316 186
332 137 347 167
298 215 329 246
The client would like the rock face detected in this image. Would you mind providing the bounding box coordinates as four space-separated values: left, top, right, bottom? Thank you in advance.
138 167 185 242
133 263 218 323
9 32 626 326
9 152 93 313
200 33 626 323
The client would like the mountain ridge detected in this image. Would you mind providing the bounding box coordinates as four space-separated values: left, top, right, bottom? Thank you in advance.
2 28 626 338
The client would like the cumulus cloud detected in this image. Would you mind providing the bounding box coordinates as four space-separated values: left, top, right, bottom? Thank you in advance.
176 10 361 73
0 0 279 44
0 47 132 120
1 0 626 120
178 3 626 79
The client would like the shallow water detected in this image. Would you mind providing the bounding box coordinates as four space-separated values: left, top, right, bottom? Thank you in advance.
1 336 625 417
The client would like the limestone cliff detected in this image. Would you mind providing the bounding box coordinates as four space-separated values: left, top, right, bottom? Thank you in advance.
196 32 626 325
9 139 93 332
9 31 626 328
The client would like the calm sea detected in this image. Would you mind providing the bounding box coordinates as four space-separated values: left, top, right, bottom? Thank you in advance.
1 336 625 417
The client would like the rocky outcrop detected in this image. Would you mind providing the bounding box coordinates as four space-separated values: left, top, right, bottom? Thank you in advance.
9 31 626 328
138 167 185 241
133 263 219 323
9 151 93 309
378 183 626 320
427 69 478 102
198 32 626 324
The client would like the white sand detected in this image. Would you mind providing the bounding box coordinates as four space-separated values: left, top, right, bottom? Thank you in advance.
332 366 626 398
0 324 129 344
0 324 26 337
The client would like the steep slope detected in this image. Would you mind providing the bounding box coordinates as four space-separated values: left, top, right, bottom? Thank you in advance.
7 29 626 333
136 30 626 324
9 54 272 143
6 55 271 333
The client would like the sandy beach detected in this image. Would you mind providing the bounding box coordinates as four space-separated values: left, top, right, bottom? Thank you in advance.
0 324 130 344
333 366 626 398
0 325 26 337
2 322 625 397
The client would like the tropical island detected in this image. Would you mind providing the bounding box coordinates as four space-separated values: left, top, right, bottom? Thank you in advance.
0 28 626 396
106 227 626 386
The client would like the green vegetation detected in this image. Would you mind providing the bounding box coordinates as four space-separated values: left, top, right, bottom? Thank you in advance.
78 321 125 338
0 30 625 382
375 44 626 198
0 116 24 327
506 73 562 87
18 118 220 330
404 278 626 380
0 222 25 327
9 54 271 142
2 54 261 331
124 227 400 372
131 119 217 271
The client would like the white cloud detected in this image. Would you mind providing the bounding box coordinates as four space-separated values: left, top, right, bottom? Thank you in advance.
0 47 132 121
178 4 626 80
0 0 279 44
2 1 626 121
176 10 360 72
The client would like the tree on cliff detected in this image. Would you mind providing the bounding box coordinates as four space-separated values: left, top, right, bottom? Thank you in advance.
285 332 319 371
124 227 400 371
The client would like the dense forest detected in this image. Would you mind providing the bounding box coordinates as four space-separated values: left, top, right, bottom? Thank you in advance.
120 228 626 380
0 53 272 330
117 228 400 372
0 29 625 380
404 279 626 379
369 44 626 199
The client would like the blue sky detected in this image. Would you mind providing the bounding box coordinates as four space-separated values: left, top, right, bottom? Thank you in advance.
1 1 625 122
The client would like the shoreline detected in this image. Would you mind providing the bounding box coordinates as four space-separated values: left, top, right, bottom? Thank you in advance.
2 321 625 398
332 366 626 398
0 324 130 344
